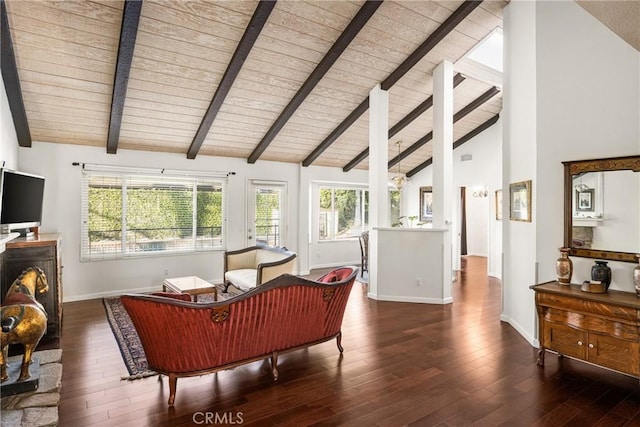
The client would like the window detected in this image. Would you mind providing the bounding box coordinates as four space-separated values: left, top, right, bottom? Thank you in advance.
389 189 401 226
317 186 402 241
81 171 226 260
319 186 368 240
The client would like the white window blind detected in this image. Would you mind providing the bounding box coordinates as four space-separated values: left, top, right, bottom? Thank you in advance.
81 170 227 261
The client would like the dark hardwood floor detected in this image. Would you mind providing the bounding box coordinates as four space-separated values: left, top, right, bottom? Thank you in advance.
58 257 640 426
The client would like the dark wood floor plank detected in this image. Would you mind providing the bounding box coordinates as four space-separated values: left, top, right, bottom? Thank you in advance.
57 256 640 426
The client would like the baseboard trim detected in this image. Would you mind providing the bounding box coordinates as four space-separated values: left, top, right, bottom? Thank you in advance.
500 313 537 347
368 293 453 305
64 286 159 302
310 261 360 270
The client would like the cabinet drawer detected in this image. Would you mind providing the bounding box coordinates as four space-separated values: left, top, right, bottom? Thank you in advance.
543 321 587 359
538 292 638 323
4 245 55 261
588 334 640 376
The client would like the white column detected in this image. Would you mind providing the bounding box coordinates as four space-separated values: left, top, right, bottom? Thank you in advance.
432 60 454 229
368 84 389 229
432 60 454 301
368 84 389 297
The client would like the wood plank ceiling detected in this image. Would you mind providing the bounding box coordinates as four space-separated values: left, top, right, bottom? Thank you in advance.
3 0 507 175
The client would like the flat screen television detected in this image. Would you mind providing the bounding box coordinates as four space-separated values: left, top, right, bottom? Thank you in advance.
0 168 46 235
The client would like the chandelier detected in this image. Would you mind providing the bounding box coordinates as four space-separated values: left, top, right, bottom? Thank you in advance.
391 140 407 190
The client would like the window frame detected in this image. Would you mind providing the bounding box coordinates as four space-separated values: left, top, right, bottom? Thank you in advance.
80 170 228 261
317 184 369 242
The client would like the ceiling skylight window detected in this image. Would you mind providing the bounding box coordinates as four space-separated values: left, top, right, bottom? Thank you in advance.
467 28 503 72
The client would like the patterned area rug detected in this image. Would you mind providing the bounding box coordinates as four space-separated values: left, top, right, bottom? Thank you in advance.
102 284 241 380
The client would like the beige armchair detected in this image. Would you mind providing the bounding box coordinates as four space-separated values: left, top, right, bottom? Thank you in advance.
223 246 296 292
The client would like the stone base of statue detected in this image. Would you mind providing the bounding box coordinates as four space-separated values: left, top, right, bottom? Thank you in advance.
1 350 61 427
0 357 40 396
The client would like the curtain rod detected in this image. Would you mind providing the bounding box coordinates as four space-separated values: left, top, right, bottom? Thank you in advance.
72 162 235 178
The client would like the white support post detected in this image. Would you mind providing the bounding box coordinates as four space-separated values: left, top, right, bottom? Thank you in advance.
432 60 454 229
368 84 389 229
432 60 454 301
368 84 389 297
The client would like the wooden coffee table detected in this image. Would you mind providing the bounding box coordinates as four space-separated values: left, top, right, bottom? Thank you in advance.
162 276 217 302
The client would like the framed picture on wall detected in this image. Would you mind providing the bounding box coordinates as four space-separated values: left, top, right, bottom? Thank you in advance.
419 186 433 222
509 180 532 222
495 189 503 220
576 188 595 211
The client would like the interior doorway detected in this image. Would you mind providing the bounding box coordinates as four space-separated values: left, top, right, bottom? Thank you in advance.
456 185 490 275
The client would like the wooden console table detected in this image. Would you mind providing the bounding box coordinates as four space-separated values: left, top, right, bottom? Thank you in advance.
1 234 62 342
531 281 640 381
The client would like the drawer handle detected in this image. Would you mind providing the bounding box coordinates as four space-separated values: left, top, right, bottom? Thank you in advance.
588 343 594 349
577 341 583 346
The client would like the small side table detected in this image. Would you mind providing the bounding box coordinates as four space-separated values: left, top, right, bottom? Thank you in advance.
162 276 217 302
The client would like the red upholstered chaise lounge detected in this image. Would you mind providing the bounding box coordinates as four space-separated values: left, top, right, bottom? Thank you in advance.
121 267 357 406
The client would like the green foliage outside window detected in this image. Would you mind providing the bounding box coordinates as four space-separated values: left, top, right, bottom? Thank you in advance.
85 176 224 257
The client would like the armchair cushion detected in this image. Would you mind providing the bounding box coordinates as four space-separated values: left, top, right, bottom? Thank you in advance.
224 246 296 292
224 269 257 291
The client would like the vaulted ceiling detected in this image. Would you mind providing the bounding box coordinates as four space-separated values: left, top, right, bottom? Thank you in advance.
3 0 508 176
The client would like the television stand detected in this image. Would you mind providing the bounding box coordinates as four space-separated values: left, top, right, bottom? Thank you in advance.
14 227 38 238
15 229 35 238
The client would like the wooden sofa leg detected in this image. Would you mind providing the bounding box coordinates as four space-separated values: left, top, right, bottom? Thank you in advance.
270 352 279 380
168 374 177 406
336 331 344 353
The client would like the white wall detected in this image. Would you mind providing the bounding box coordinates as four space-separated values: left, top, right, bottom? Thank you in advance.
17 142 304 301
407 117 503 277
15 140 370 301
373 228 449 304
502 0 538 344
0 78 19 169
535 0 639 294
503 0 640 346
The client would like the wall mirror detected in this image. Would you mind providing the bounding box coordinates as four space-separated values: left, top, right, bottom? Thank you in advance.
563 155 640 262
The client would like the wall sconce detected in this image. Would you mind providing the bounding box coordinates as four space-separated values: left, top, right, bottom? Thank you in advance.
473 187 488 197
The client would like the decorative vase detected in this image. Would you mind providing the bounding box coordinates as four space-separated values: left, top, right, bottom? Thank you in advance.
634 254 640 298
555 247 573 284
591 261 612 290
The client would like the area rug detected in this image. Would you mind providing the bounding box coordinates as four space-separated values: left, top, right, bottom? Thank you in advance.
103 284 240 380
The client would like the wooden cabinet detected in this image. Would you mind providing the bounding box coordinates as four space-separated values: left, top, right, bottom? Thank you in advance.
531 281 640 380
1 234 62 341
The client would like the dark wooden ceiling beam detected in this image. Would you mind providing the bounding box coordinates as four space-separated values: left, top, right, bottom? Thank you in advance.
342 73 465 172
247 0 383 164
388 85 499 169
380 1 481 91
187 0 276 160
1 0 31 147
301 97 369 167
302 1 481 167
405 114 500 178
106 0 142 154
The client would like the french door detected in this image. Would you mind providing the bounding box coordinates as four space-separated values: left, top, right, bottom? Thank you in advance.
247 180 287 247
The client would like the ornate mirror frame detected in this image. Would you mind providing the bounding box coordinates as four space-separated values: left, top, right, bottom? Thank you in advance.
562 155 640 263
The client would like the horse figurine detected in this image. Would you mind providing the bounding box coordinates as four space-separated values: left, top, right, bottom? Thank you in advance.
1 267 49 382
